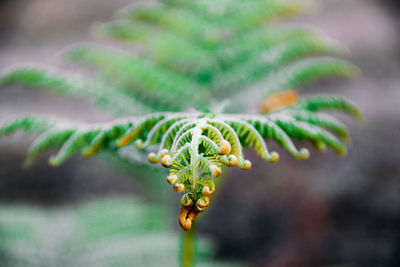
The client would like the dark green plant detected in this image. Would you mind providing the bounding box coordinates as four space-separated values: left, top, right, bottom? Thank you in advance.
0 0 362 266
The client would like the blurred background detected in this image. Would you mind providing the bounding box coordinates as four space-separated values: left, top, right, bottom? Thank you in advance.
0 0 399 266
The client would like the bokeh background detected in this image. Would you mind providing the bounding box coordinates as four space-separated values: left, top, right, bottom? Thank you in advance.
0 0 399 266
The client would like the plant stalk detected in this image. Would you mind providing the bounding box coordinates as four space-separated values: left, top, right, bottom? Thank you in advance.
180 223 197 267
179 165 229 267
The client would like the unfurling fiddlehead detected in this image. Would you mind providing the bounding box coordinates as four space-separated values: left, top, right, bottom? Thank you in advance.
0 94 361 230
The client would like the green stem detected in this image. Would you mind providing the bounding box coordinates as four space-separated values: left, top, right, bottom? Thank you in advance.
180 223 197 267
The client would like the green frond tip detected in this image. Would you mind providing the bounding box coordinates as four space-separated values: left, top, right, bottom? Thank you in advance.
24 128 76 167
0 116 68 167
243 57 361 101
272 116 348 156
0 67 85 97
255 118 310 160
294 96 364 121
0 116 55 136
285 110 350 141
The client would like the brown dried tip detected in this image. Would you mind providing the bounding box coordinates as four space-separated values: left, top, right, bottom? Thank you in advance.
82 145 100 157
117 132 138 147
179 205 200 231
261 89 299 113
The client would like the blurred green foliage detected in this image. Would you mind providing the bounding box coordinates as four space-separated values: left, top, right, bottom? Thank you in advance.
0 197 239 267
0 0 359 115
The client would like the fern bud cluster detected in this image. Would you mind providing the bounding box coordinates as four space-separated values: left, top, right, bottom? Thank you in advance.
146 116 244 229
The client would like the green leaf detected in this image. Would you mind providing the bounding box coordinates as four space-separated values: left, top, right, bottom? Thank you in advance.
0 66 150 115
294 95 364 120
65 45 209 110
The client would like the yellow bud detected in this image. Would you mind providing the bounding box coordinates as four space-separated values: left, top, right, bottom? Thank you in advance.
148 149 169 164
225 155 237 167
293 148 310 160
241 160 252 170
196 197 210 211
315 141 327 151
135 139 144 150
173 183 185 192
148 152 159 163
160 149 169 156
270 152 280 163
210 165 221 178
219 140 231 155
337 148 348 157
166 174 178 185
181 194 193 207
160 155 172 168
202 186 214 197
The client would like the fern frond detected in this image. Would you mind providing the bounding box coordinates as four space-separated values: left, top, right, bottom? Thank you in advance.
283 110 350 140
64 45 207 110
1 0 359 113
209 0 310 33
219 116 279 163
229 57 360 108
97 20 218 81
25 128 76 166
265 57 360 93
124 0 309 44
0 66 150 115
271 115 347 155
0 104 360 230
293 95 364 120
214 39 349 92
0 115 55 136
162 0 310 26
121 5 211 45
257 118 310 159
216 25 323 67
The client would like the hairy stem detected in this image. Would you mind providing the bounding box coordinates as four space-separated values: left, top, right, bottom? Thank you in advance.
180 223 197 267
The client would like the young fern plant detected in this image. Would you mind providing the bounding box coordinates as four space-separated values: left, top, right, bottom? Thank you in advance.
0 0 362 232
0 97 361 230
